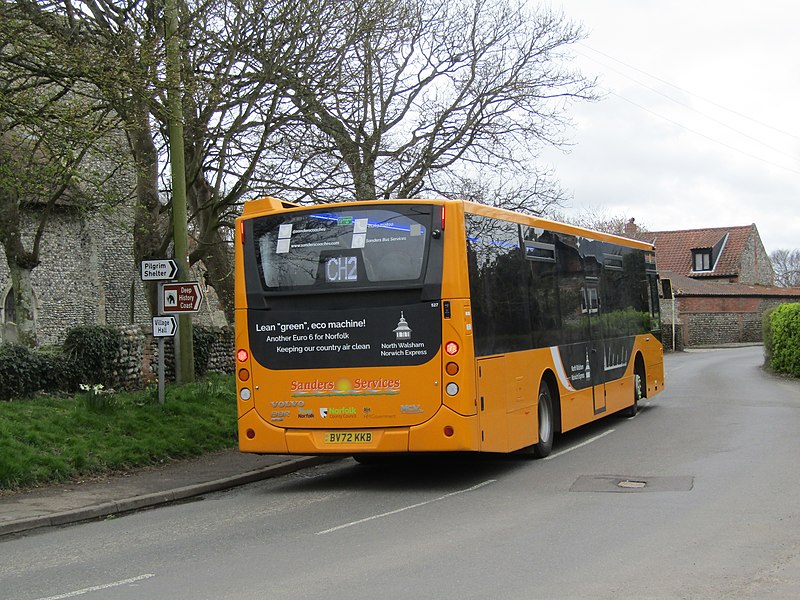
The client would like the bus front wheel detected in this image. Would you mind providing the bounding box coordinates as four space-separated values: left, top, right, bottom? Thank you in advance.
532 380 555 458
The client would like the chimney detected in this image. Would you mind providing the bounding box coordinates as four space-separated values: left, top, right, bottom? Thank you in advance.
624 218 637 238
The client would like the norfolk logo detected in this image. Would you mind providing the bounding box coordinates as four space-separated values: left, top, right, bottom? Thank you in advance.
319 406 357 419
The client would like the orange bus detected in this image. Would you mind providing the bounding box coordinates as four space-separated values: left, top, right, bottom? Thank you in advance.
235 198 664 458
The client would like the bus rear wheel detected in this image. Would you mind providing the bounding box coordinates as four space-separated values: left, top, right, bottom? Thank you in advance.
531 380 555 458
621 368 644 418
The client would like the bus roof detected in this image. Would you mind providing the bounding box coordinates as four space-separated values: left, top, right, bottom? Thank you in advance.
240 197 655 252
459 199 655 252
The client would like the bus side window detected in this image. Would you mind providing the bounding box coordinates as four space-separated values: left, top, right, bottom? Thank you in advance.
528 260 558 348
649 274 662 332
556 243 588 345
466 214 531 355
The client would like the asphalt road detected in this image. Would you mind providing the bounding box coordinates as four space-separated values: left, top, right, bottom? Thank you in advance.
2 346 799 600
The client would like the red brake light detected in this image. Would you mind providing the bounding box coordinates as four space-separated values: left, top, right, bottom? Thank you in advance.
441 205 446 230
445 341 459 356
237 348 249 362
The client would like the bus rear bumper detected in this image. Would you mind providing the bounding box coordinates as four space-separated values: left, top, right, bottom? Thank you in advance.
239 406 480 454
239 408 289 454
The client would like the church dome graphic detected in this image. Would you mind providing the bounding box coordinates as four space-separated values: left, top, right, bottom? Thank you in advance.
393 312 412 340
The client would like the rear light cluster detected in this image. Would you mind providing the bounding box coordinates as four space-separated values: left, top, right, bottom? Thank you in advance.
444 340 459 397
237 349 252 401
443 337 460 438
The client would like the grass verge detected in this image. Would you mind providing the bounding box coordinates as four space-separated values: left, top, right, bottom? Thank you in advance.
0 373 237 491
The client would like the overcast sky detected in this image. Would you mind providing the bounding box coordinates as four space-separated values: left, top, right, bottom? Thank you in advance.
542 1 799 253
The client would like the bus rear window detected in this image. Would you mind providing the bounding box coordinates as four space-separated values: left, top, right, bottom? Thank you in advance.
253 206 433 290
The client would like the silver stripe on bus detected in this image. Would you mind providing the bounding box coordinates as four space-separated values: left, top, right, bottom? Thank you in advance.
550 346 576 392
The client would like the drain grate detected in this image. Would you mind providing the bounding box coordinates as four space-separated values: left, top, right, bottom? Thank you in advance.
570 475 694 493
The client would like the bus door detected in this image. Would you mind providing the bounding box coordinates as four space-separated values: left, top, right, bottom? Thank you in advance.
477 357 508 452
583 278 606 414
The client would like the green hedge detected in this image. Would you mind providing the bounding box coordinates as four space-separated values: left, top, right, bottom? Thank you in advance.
0 344 82 400
767 303 800 377
193 325 217 377
63 325 123 386
762 307 776 366
1 325 122 401
2 324 231 401
0 344 41 400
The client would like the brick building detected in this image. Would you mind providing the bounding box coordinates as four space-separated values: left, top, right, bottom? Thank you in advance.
629 223 800 347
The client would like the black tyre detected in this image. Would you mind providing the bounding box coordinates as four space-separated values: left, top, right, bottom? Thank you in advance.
532 380 555 458
621 369 644 418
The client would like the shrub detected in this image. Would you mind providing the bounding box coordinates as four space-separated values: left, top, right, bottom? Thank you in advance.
0 344 39 400
770 303 800 377
193 326 217 377
37 350 82 394
762 307 776 366
0 344 86 400
62 325 123 386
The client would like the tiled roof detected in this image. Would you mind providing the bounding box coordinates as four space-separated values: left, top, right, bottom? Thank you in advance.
662 271 800 297
636 225 755 278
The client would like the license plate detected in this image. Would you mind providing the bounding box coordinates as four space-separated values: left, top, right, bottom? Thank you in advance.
324 431 373 444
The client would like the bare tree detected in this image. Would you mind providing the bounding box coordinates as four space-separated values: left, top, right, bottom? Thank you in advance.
7 0 299 322
552 206 649 237
257 0 595 204
176 0 311 320
4 0 595 331
770 249 800 287
434 166 570 216
9 0 171 317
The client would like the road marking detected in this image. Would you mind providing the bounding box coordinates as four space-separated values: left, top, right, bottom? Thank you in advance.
316 479 497 535
33 574 155 600
544 429 615 460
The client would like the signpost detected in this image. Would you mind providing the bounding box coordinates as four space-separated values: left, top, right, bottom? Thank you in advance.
152 315 177 337
141 260 203 403
151 315 177 404
140 259 178 281
160 282 203 313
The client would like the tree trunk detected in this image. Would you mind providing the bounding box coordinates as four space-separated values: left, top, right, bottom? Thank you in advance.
352 158 377 201
128 103 164 316
186 168 234 325
0 184 39 346
199 230 234 324
8 261 36 347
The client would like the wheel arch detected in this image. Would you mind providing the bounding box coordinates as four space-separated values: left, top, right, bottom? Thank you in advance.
633 352 647 398
540 368 562 434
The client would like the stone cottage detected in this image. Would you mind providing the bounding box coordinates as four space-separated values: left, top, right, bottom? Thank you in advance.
627 223 800 347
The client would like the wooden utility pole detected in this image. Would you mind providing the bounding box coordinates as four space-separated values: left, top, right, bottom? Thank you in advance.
164 0 194 383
